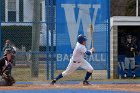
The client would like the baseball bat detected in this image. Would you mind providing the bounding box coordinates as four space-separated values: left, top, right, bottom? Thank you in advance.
90 24 94 47
89 24 94 80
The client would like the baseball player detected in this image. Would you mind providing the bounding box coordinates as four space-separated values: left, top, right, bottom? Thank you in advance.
51 34 94 85
124 35 137 78
2 40 16 66
0 49 15 86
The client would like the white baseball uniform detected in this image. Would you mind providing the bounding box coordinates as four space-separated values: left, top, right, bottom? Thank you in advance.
62 42 93 77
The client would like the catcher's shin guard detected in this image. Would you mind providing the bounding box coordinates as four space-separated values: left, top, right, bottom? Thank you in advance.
6 76 15 86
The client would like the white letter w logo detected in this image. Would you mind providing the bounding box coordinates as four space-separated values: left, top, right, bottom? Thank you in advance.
61 4 100 49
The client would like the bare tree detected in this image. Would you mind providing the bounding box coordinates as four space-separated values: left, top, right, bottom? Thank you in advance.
110 0 128 16
125 0 140 16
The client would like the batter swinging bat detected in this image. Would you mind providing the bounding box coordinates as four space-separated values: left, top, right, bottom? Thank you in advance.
90 24 94 47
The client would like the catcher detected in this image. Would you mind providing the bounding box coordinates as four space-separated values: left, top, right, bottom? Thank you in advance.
0 49 15 86
2 40 16 66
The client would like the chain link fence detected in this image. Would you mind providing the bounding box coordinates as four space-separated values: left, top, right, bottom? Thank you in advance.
1 0 139 83
0 0 56 81
0 0 111 82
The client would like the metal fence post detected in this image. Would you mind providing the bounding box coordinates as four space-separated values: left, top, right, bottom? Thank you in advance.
0 0 2 57
136 0 139 16
31 0 40 78
107 0 111 79
46 0 49 80
50 0 54 80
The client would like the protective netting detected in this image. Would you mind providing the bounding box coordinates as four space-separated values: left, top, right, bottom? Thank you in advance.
0 0 111 82
0 0 56 81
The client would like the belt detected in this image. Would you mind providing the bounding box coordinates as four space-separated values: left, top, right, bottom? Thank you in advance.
73 61 81 63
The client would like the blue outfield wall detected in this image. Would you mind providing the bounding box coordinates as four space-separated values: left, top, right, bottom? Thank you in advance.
56 0 110 70
118 55 140 77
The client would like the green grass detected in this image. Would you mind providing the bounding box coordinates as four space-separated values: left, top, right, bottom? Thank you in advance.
12 66 87 81
12 66 140 83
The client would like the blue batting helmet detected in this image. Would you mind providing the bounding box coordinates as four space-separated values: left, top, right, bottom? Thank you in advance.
77 34 87 44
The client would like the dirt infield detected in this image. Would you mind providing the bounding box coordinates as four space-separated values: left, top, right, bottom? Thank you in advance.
0 84 140 92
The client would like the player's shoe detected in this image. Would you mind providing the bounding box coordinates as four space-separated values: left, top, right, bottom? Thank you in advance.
83 80 91 85
124 74 127 78
133 74 136 79
51 79 56 85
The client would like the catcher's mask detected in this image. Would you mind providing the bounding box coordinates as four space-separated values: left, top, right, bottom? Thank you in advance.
4 49 12 56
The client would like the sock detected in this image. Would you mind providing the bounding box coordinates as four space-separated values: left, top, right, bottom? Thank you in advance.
55 73 63 81
124 69 128 74
84 72 92 81
131 69 135 75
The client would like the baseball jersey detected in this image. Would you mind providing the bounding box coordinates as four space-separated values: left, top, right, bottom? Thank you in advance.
71 42 87 62
124 42 137 57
